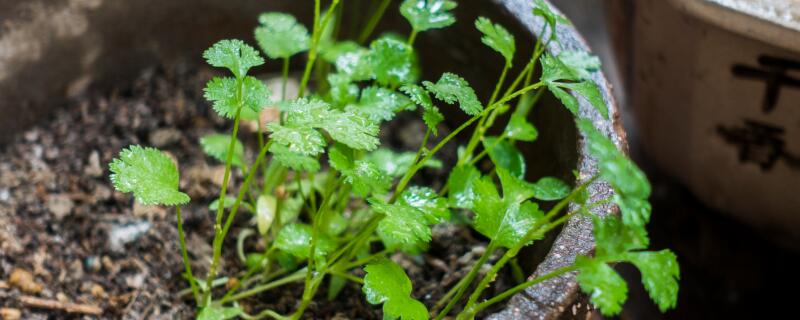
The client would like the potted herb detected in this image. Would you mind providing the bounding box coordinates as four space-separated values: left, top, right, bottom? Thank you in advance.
104 0 678 319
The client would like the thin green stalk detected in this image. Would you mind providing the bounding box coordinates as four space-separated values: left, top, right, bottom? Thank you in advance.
434 242 498 320
358 0 392 44
460 265 579 318
203 105 243 305
294 174 341 320
458 64 520 166
407 29 418 46
221 270 307 303
340 248 391 270
219 140 274 244
488 64 511 107
432 272 472 314
176 206 200 304
391 105 497 203
328 270 364 284
242 309 289 320
298 0 340 97
282 57 290 100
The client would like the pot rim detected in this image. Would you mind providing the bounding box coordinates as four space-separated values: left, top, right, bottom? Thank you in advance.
488 0 625 319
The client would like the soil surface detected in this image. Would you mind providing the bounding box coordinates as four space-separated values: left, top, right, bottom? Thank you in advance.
0 65 513 319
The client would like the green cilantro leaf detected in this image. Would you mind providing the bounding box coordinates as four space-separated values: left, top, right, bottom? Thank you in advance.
373 201 432 253
424 73 483 116
399 84 433 109
209 196 237 211
400 186 450 224
363 258 429 320
197 305 242 320
576 256 628 316
203 39 264 78
505 114 538 142
109 145 190 206
532 0 570 42
274 223 336 259
365 148 442 177
203 77 239 119
269 143 321 172
475 17 516 66
560 81 607 119
321 40 361 63
266 123 326 156
472 174 545 248
240 76 270 113
401 84 444 135
540 53 608 118
368 37 418 87
447 164 481 209
349 86 412 122
540 53 579 84
200 134 245 168
327 73 360 106
482 136 526 178
329 145 391 197
614 194 652 227
576 119 651 225
335 46 373 81
626 250 680 312
203 76 269 119
496 167 536 203
254 12 310 59
282 98 331 126
593 215 649 257
559 50 601 80
321 111 381 151
400 0 457 32
530 176 570 201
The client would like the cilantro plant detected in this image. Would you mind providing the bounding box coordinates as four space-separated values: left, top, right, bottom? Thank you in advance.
109 0 679 319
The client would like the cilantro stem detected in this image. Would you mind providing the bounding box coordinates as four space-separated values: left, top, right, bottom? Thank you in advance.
175 206 200 305
299 0 340 97
328 269 364 284
203 105 243 305
434 242 498 320
282 57 289 100
488 63 511 107
241 308 289 320
220 140 274 249
407 29 418 46
358 0 392 44
220 269 306 303
462 265 579 318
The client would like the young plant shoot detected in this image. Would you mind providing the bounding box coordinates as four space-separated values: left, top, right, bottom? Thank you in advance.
109 0 679 319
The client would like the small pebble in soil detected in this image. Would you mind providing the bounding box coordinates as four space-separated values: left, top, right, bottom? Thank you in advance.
0 308 21 320
108 221 152 253
9 268 43 294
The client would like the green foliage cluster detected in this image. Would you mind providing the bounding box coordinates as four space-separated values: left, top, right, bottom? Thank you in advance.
108 0 679 319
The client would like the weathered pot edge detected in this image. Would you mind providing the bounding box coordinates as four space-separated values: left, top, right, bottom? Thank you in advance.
488 0 625 319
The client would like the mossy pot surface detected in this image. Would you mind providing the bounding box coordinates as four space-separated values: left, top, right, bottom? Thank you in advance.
0 0 624 318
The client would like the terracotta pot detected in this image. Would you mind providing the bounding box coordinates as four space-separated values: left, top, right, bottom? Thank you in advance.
0 0 624 318
606 0 800 247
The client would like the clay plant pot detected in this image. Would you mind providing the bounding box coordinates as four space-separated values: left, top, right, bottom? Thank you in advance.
605 0 800 248
0 0 624 318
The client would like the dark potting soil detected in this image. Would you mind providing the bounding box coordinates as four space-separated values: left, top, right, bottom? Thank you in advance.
0 65 516 319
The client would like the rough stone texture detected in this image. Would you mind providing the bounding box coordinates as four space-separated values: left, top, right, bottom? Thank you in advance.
487 0 625 319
